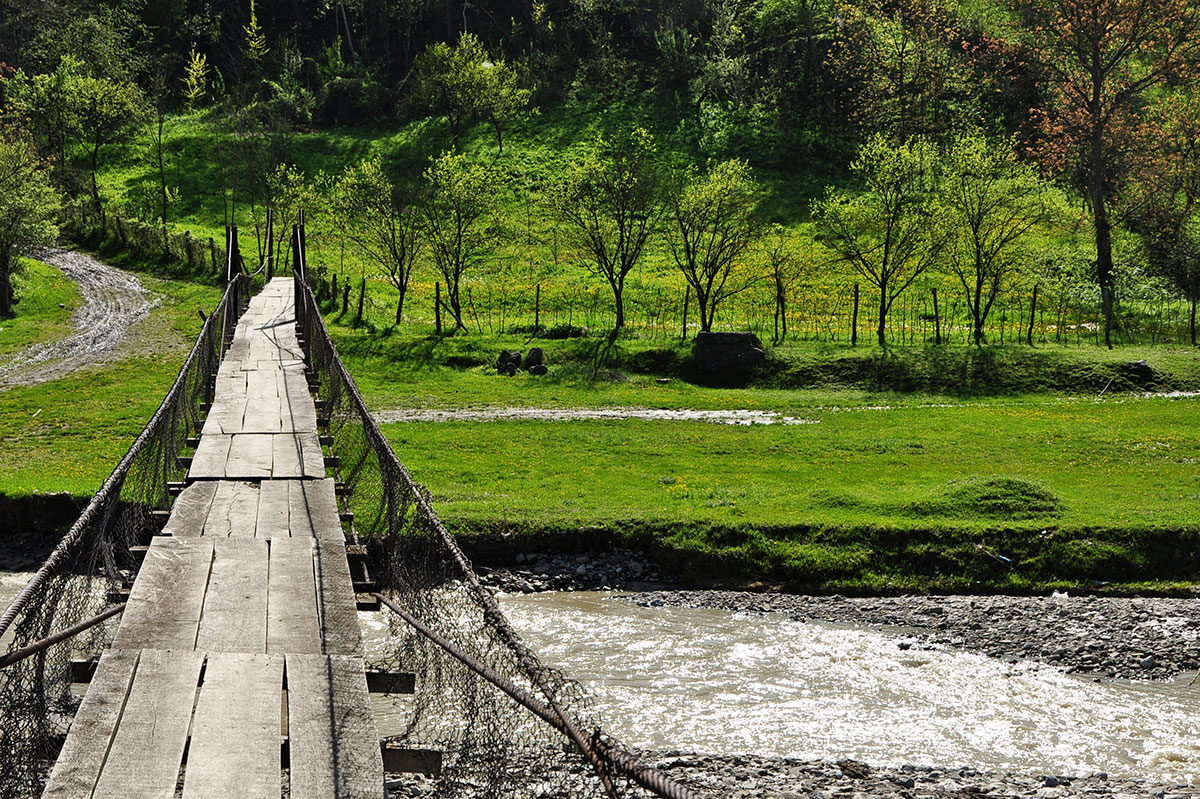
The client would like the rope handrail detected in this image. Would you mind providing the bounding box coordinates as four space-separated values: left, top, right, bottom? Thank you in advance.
0 274 247 642
293 258 699 799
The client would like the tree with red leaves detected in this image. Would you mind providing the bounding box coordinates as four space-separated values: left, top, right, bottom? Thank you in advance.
1013 0 1200 348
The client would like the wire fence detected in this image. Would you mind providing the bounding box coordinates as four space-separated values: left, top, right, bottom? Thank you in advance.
293 233 699 799
0 270 252 798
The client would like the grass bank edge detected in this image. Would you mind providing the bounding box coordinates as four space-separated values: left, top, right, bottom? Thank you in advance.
449 518 1200 595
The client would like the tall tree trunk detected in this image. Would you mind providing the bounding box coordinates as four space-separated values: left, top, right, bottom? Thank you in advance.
395 293 404 325
612 284 625 332
1091 141 1115 350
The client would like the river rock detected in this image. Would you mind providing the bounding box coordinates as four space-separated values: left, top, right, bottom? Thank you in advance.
528 363 548 376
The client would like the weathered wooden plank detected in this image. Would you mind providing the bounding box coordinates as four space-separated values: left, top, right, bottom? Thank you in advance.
241 397 283 434
114 537 213 650
162 481 218 538
290 480 343 541
272 433 324 479
267 537 322 655
42 649 140 799
202 397 248 436
247 369 281 400
91 649 204 799
183 652 283 799
227 434 274 480
313 538 362 656
255 480 291 539
202 480 259 538
188 435 232 480
197 538 269 653
286 654 384 799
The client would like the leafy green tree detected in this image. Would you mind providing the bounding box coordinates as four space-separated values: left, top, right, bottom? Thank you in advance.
813 134 945 346
4 56 86 177
1014 0 1200 348
74 75 145 221
336 156 422 325
554 127 663 334
420 152 501 331
0 129 61 317
831 0 976 143
666 158 760 332
415 32 533 151
940 133 1049 345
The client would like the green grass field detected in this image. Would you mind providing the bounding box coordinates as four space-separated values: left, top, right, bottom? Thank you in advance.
380 393 1200 591
0 258 223 499
0 259 81 360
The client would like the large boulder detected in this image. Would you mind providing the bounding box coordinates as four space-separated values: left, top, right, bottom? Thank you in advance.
694 331 765 371
524 347 545 369
496 350 523 376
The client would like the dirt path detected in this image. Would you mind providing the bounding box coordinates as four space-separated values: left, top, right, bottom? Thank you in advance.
373 407 820 425
0 249 157 389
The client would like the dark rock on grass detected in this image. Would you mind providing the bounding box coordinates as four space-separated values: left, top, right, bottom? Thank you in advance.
523 347 544 369
496 349 522 375
695 331 765 371
528 363 548 376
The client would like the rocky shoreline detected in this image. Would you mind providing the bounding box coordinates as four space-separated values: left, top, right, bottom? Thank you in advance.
654 752 1198 798
385 753 1199 798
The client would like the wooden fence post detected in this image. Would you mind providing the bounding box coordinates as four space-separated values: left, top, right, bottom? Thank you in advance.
1028 284 1038 346
851 283 859 346
681 285 690 340
435 282 444 334
932 287 941 345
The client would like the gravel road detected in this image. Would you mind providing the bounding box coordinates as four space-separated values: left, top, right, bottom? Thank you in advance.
0 248 156 388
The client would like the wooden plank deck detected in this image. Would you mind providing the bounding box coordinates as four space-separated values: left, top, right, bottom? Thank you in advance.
44 279 384 799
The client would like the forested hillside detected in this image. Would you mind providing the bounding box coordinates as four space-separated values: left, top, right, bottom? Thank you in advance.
3 0 1200 350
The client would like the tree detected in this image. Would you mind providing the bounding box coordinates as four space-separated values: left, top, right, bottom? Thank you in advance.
763 225 807 344
666 158 760 332
941 133 1049 345
182 46 210 109
812 134 945 346
74 75 145 222
0 129 61 317
1129 91 1200 345
832 0 977 142
4 56 86 178
554 127 663 334
420 152 500 331
1014 0 1200 348
336 156 422 326
415 32 533 152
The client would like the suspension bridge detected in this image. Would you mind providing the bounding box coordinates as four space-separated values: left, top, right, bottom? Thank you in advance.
0 220 696 799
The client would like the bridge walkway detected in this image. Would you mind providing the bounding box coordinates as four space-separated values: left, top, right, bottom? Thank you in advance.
42 278 385 799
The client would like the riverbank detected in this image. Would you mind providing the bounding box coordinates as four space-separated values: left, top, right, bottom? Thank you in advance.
387 756 1197 799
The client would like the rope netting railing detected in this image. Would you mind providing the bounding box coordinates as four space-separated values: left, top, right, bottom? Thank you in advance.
291 232 700 799
0 269 253 799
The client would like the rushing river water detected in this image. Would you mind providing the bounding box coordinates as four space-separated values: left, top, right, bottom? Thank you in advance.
4 565 1197 785
488 592 1200 784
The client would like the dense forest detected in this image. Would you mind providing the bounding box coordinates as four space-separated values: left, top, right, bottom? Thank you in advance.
3 0 1200 349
